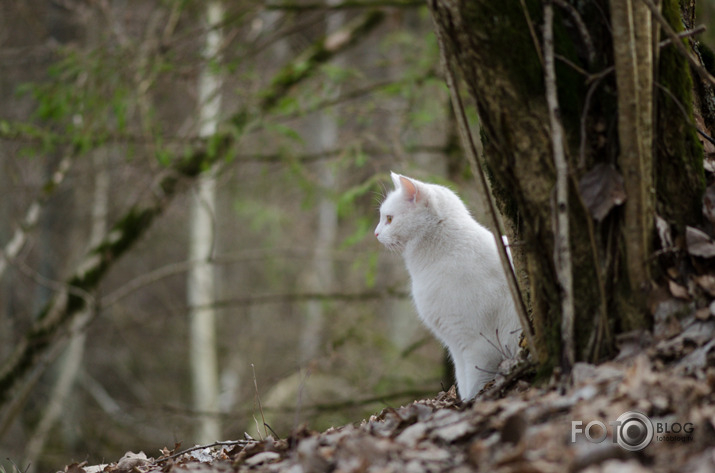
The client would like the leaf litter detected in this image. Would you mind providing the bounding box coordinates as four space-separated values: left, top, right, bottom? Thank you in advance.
64 321 715 473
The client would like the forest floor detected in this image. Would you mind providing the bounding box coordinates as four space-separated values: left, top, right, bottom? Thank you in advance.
65 313 715 473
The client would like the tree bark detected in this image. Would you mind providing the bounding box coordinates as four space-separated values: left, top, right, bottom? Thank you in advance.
188 0 224 444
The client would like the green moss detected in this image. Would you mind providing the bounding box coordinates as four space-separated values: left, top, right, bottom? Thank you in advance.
461 1 544 99
656 0 705 229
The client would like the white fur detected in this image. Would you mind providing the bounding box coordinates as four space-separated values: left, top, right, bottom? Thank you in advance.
375 172 521 399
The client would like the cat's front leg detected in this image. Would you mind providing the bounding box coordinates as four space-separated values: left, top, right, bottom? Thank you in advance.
460 346 501 399
449 348 469 400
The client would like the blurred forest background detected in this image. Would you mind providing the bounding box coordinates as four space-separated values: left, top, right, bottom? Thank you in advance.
1 1 715 471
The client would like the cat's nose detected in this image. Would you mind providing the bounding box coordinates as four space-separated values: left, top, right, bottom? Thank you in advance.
374 232 379 238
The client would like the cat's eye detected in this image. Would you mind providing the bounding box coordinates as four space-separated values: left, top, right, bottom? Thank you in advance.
386 215 393 224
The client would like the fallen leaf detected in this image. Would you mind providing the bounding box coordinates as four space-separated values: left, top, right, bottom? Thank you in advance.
668 279 691 300
695 275 715 296
696 307 711 321
579 164 626 221
686 226 715 258
82 465 107 473
65 463 87 473
243 451 281 466
116 452 150 472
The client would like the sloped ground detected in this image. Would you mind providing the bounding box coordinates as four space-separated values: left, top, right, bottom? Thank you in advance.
65 314 715 473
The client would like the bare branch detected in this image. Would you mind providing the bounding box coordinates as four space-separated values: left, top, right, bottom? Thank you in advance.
0 155 73 279
640 0 715 86
543 0 574 370
658 25 707 48
552 0 595 65
154 440 250 464
428 0 538 359
266 0 422 11
204 289 408 310
251 10 385 114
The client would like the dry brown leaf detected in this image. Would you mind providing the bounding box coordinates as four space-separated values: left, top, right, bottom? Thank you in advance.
65 463 87 473
696 307 711 321
686 226 715 258
578 163 626 221
116 452 151 472
243 451 281 466
668 279 691 300
695 275 715 296
82 465 108 473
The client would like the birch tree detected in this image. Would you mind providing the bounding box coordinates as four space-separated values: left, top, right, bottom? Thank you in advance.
300 2 345 365
187 0 224 444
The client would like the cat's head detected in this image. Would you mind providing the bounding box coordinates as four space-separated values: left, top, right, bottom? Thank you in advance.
374 172 435 252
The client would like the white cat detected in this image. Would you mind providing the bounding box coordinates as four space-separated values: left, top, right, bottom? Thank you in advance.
375 172 521 400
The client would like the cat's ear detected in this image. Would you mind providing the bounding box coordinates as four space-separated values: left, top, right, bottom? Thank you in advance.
390 171 402 189
398 176 421 203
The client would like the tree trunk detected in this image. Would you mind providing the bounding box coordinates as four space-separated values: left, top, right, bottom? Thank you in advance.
428 0 706 373
187 0 223 444
300 3 344 365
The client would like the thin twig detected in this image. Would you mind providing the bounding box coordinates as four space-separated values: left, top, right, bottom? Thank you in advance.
266 0 422 11
555 53 590 76
640 0 715 86
553 0 595 65
154 440 249 464
12 258 96 316
658 24 706 48
293 367 312 433
519 0 544 66
579 71 611 168
656 82 715 146
477 360 536 400
428 1 538 359
569 172 610 362
251 364 268 440
0 154 73 279
544 0 575 370
6 459 31 473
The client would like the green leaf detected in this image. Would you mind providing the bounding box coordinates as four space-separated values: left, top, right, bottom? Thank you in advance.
269 123 304 143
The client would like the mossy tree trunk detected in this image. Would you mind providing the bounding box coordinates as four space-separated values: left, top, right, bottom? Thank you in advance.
429 0 707 373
